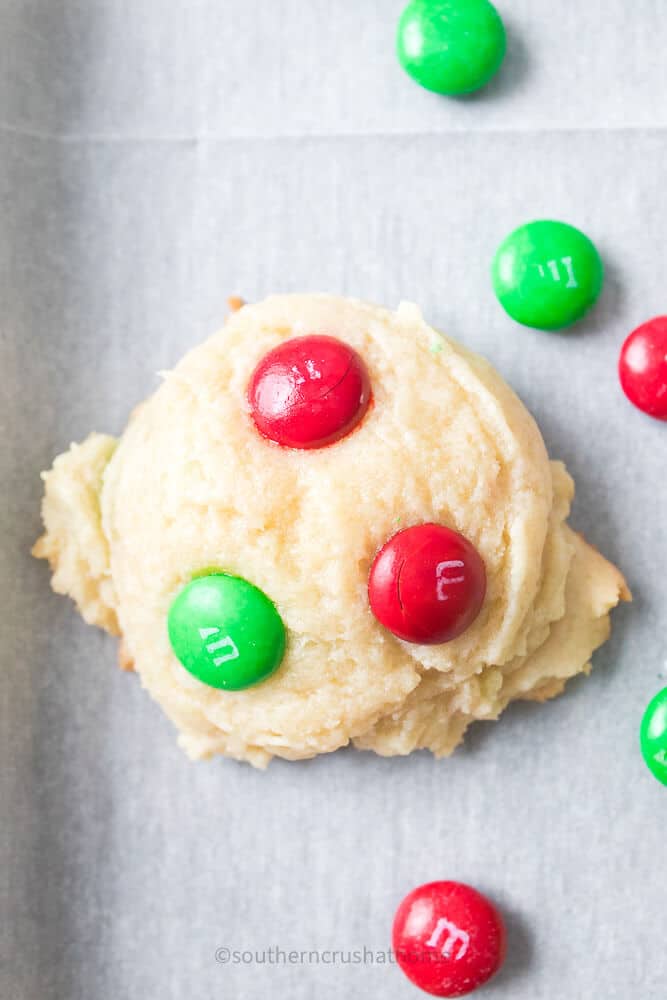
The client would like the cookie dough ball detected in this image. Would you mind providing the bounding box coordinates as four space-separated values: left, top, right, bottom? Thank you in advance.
34 295 629 766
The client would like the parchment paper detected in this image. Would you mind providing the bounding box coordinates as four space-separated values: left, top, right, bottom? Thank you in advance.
2 3 665 998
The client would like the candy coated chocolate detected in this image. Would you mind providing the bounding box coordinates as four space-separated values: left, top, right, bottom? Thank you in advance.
619 317 667 420
397 0 506 96
393 881 506 997
248 334 371 449
368 524 486 644
167 573 286 690
640 687 667 785
492 220 603 330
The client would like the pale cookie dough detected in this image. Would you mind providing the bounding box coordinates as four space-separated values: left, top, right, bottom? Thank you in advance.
34 295 629 766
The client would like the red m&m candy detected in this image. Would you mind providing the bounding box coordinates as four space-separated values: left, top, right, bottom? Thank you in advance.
368 524 486 644
248 334 371 448
618 317 667 420
393 881 506 997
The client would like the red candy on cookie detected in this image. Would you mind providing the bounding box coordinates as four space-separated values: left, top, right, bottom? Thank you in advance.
368 524 486 644
248 334 371 448
393 881 506 997
618 317 667 420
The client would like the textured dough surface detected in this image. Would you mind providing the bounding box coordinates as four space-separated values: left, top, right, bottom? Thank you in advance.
33 434 120 635
34 295 629 766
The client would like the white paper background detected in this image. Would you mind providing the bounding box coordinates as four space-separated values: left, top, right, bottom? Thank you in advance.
2 3 666 998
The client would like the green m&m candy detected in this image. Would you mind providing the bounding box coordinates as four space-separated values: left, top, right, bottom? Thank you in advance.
167 573 286 690
640 687 667 786
396 0 506 96
492 220 604 330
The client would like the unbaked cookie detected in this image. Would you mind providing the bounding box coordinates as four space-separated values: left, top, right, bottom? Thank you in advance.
34 295 629 766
